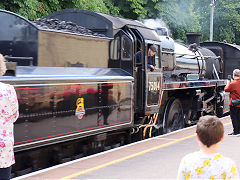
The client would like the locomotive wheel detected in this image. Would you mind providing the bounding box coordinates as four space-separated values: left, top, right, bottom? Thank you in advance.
163 98 184 134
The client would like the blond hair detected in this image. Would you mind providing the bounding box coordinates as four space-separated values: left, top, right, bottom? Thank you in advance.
0 54 6 76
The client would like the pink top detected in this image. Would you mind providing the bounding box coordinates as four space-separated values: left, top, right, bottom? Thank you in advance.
0 83 19 168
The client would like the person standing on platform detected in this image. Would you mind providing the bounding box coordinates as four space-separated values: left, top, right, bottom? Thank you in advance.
0 54 19 180
224 69 240 136
177 115 239 180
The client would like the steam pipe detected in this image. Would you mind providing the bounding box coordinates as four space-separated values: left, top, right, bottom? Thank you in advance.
142 113 159 139
139 92 163 139
162 51 220 59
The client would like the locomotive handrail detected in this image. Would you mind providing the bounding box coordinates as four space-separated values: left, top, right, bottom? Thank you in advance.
4 56 34 66
4 56 34 61
161 50 220 59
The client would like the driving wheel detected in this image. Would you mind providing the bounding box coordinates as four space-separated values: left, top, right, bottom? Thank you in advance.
163 98 184 134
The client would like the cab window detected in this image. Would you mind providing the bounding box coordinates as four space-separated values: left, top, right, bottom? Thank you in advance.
110 37 120 60
155 51 160 68
121 35 132 61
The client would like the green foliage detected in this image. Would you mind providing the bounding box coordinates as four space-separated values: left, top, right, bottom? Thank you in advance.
71 0 110 13
191 0 240 44
0 0 111 20
1 0 240 44
108 0 147 19
154 0 201 42
213 0 240 44
103 0 120 16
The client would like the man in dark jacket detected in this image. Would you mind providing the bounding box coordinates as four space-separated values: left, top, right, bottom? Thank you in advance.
136 45 157 71
224 69 240 136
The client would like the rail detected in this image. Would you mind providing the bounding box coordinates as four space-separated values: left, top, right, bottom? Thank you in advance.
161 51 221 59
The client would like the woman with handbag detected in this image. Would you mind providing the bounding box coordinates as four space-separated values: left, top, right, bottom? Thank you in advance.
0 54 19 180
224 69 240 136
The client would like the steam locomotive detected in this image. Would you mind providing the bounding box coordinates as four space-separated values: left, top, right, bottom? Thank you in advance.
0 8 239 176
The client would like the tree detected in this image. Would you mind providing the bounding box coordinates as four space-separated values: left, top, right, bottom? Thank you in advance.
0 0 113 20
194 0 240 44
1 0 240 44
214 0 240 44
0 0 46 20
153 0 201 42
107 0 148 19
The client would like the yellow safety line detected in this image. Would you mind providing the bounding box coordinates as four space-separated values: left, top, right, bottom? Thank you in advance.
60 122 231 180
224 122 231 126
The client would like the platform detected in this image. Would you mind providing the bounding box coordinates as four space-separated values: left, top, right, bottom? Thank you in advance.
13 116 240 179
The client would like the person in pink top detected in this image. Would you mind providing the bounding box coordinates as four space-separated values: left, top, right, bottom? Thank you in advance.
0 54 19 180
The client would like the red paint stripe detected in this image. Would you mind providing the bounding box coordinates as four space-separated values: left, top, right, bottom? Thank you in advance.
164 82 225 89
148 74 162 76
15 120 131 145
147 103 159 106
15 83 132 90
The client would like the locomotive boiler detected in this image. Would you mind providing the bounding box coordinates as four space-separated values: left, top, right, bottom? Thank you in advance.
0 8 237 177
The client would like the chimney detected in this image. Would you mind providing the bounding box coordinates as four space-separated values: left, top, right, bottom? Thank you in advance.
186 32 202 46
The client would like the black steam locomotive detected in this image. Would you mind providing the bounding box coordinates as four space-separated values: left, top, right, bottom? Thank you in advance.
0 9 239 176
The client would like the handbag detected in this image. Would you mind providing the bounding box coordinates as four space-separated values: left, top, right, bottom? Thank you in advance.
232 98 240 106
230 93 240 106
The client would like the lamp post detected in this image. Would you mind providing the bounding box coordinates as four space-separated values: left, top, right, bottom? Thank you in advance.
210 0 215 41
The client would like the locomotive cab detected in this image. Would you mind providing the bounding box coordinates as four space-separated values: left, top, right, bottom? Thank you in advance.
108 25 163 116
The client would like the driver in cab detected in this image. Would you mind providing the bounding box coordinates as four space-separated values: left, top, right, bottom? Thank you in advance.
136 45 158 71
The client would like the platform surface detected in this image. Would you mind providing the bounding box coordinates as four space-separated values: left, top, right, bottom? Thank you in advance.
14 116 240 180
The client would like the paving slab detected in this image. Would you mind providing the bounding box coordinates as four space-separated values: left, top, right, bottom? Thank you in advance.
14 116 239 180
